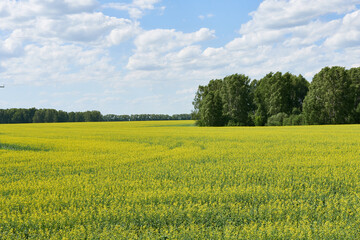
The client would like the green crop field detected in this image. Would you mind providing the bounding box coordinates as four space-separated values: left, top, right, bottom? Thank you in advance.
1 121 360 239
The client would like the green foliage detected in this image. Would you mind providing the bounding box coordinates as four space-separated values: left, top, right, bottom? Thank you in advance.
0 108 103 123
84 110 102 122
348 67 360 123
254 72 309 125
193 74 253 126
253 103 267 126
201 80 226 126
266 112 288 126
194 79 226 126
283 114 305 126
192 66 359 126
222 74 253 126
354 103 360 123
0 109 192 124
193 71 309 127
303 66 353 125
254 113 266 126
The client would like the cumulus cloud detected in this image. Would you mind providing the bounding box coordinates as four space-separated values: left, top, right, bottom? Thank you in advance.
0 1 139 47
0 30 24 58
229 0 360 77
241 0 359 33
103 0 162 19
1 44 117 85
324 10 360 48
133 28 215 52
107 21 141 45
0 0 99 28
0 0 140 87
228 0 359 51
127 28 215 70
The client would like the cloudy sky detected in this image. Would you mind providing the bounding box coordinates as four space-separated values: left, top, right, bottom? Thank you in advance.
0 0 360 114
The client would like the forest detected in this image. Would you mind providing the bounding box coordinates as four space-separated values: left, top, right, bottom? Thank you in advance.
192 66 360 126
0 108 191 124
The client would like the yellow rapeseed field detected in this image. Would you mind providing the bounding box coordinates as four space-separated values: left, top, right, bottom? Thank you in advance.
1 121 360 239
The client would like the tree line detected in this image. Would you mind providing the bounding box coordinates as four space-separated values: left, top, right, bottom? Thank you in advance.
103 114 191 122
0 109 103 123
0 108 191 124
192 66 360 126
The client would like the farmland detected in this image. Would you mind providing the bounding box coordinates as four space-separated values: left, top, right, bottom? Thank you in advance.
1 121 360 239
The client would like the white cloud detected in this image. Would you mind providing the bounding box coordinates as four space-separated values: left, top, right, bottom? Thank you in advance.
177 46 202 59
29 12 138 45
234 0 360 77
324 10 360 48
0 0 99 27
242 0 359 33
226 29 286 50
134 28 215 52
133 0 160 9
107 22 141 45
1 12 138 47
0 30 24 58
231 0 359 51
1 44 117 85
0 0 141 50
127 28 215 70
103 0 162 19
0 0 140 87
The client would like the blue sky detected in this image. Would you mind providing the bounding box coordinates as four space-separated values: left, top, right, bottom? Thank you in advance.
0 0 360 114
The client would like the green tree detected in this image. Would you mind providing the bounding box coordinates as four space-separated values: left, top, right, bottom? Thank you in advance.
0 109 10 123
84 111 102 122
267 112 289 126
75 112 85 122
57 110 69 122
192 85 206 121
194 79 225 126
203 91 224 126
254 72 309 125
303 66 353 124
348 67 360 123
68 112 76 122
221 74 253 126
44 109 58 123
291 74 309 112
33 109 45 123
10 108 26 123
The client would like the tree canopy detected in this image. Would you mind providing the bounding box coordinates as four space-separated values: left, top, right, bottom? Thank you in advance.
253 72 309 126
303 66 353 124
193 74 253 126
0 108 191 124
193 66 360 126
